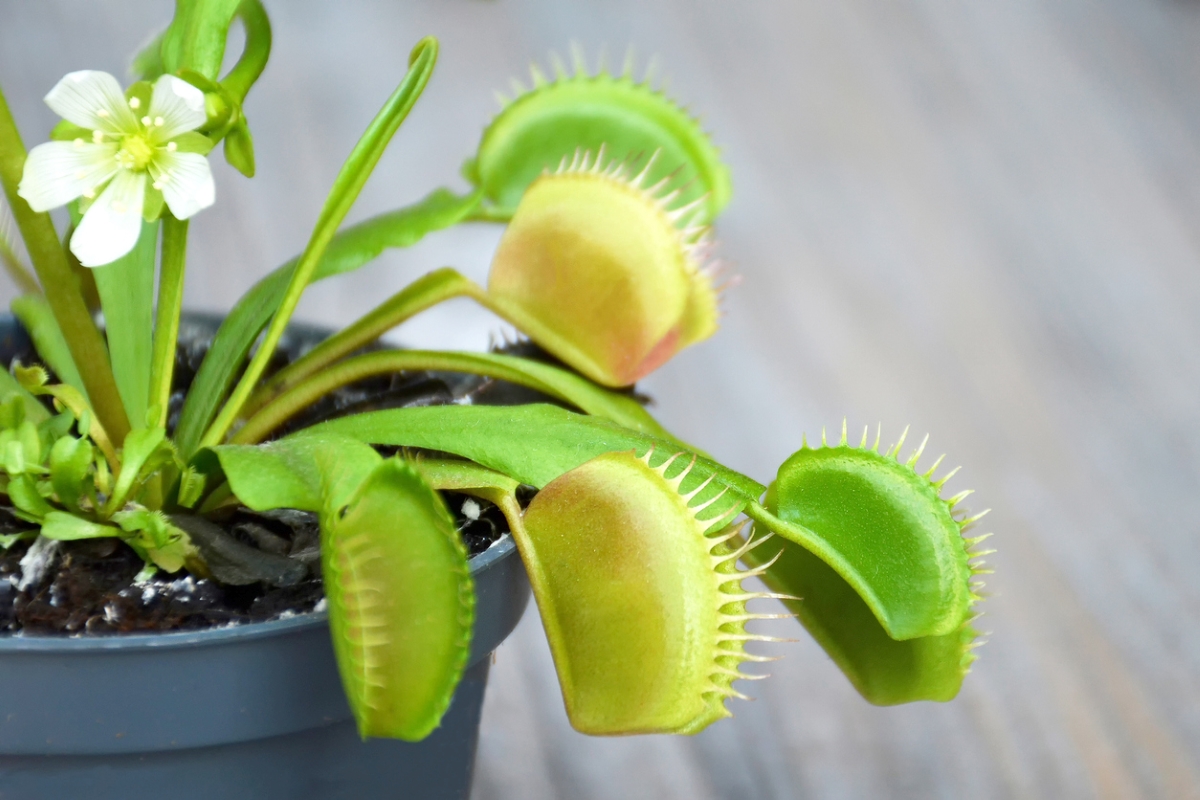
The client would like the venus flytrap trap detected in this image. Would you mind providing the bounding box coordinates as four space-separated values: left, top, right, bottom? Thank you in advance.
0 0 993 752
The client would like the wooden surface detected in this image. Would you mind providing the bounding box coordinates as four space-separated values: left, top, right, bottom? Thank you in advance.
2 1 1199 797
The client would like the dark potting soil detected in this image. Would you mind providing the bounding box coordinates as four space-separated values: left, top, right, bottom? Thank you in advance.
0 320 545 636
0 494 513 635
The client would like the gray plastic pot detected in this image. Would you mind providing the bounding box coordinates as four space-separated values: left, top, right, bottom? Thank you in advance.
0 316 532 799
0 540 529 799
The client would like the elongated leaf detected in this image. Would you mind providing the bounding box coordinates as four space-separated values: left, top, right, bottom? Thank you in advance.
322 458 473 740
7 474 52 519
40 511 120 541
415 458 520 495
303 403 758 511
49 435 92 511
202 38 442 449
11 294 86 399
209 431 382 514
105 426 169 512
174 187 480 457
93 221 157 428
235 349 684 446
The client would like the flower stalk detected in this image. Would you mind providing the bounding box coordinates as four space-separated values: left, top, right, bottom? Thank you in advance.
0 86 131 444
149 216 189 429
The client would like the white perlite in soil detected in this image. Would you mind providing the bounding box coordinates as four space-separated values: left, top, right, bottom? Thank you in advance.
16 536 59 592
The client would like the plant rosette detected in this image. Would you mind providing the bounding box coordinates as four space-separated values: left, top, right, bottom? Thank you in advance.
0 3 993 798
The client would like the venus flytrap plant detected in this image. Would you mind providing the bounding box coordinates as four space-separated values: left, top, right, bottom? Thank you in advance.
0 0 994 749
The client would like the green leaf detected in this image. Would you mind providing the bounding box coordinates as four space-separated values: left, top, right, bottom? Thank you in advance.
49 435 93 511
7 474 52 519
208 432 382 514
0 393 23 430
322 458 473 741
173 187 480 458
303 404 755 521
105 427 173 513
223 120 255 177
201 37 441 450
0 372 48 426
111 507 197 573
41 511 121 541
415 458 520 496
0 420 44 473
0 530 35 549
92 221 158 428
176 465 206 508
234 348 688 447
11 294 86 400
172 131 216 156
36 412 75 452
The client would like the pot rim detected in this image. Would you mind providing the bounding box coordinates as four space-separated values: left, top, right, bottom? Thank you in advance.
0 534 516 653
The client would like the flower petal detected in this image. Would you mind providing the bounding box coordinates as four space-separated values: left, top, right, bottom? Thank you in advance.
45 71 137 134
153 151 214 220
70 170 146 267
148 76 207 141
17 141 118 212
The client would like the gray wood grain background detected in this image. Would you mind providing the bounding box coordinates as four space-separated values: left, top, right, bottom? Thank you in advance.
3 1 1199 798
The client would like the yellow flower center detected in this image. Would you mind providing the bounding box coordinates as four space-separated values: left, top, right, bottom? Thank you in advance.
115 133 156 171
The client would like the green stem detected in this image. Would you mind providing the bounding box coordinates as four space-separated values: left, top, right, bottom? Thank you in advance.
200 37 439 450
221 0 272 104
150 217 189 429
231 349 681 445
0 224 40 295
0 86 131 445
242 267 477 416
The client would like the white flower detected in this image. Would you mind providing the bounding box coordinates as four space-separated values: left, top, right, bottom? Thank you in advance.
17 71 215 267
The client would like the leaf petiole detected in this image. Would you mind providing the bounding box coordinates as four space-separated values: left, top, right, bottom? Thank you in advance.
233 349 682 446
199 37 439 450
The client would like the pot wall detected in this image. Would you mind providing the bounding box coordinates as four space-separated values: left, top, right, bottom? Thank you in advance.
0 537 530 800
